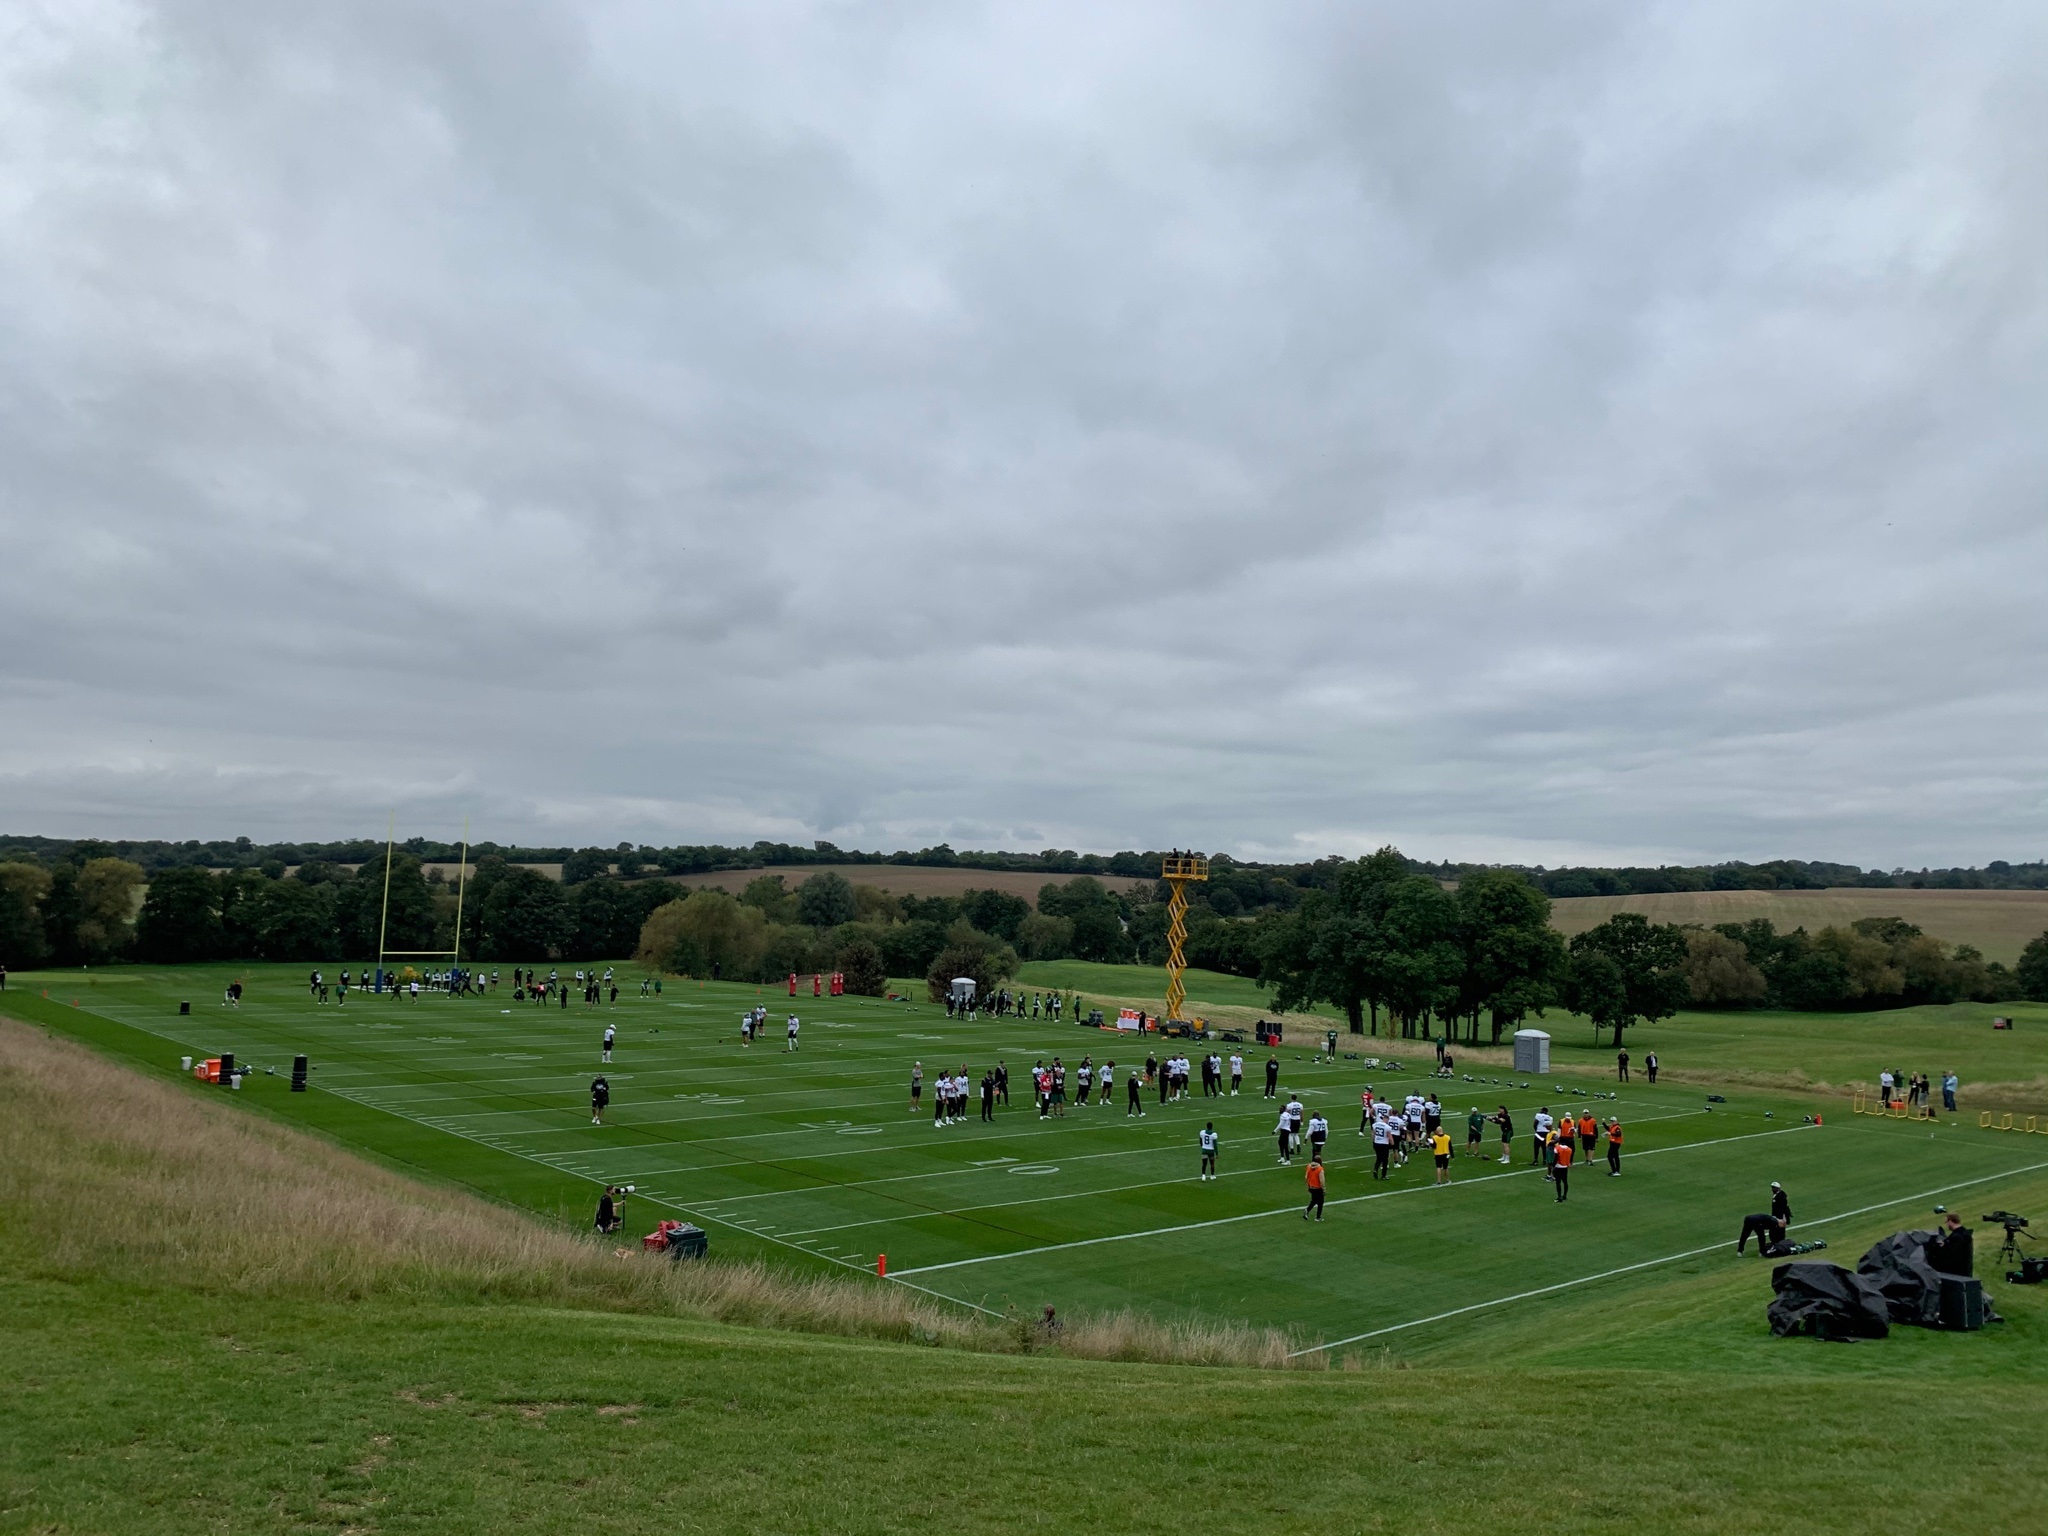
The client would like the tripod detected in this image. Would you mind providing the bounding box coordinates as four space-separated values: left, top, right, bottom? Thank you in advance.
1993 1224 2032 1269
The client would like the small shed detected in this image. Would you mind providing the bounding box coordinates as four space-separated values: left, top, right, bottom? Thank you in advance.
1513 1029 1551 1075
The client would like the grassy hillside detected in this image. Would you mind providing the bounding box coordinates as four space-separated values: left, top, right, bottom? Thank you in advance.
6 1017 2048 1534
1550 886 2048 963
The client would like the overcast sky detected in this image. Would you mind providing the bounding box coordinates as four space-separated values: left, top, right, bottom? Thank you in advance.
4 2 2045 868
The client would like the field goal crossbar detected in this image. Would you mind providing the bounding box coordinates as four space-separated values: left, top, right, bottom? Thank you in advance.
376 814 470 987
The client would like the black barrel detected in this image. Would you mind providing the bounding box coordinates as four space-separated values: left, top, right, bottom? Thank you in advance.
179 1000 190 1015
664 1225 709 1261
219 1051 235 1083
291 1054 308 1092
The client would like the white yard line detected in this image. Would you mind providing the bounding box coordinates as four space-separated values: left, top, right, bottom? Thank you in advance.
1290 1157 2048 1355
740 1107 1715 1228
891 1123 1816 1277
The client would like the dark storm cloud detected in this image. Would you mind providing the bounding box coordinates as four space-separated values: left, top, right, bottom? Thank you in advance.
4 1 2045 865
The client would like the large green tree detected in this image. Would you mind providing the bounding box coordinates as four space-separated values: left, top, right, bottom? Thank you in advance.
2017 931 2048 1002
1454 869 1566 1043
135 867 223 962
797 872 859 929
0 862 54 966
478 866 572 961
1565 913 1689 1046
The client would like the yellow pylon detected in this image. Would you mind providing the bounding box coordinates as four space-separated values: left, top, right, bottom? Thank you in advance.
1160 851 1210 1023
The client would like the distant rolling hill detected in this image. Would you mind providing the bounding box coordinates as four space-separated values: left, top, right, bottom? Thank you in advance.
660 863 1154 906
1549 887 2048 964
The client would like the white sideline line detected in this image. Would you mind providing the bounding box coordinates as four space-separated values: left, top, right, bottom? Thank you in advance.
892 1123 1815 1276
310 1077 1006 1320
1290 1157 2048 1356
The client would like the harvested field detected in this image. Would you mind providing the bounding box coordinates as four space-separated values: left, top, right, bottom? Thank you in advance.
1550 887 2048 963
657 864 1154 906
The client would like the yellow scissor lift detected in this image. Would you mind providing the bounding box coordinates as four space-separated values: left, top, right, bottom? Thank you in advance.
1161 851 1209 1037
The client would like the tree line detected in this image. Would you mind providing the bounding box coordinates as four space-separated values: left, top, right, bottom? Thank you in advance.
7 846 2045 1036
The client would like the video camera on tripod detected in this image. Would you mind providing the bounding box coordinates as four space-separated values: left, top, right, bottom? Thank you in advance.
1981 1210 2044 1283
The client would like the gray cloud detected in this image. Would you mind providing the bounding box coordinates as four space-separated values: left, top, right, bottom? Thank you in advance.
4 1 2045 866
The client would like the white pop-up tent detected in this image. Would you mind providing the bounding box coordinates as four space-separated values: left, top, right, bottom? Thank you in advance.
950 977 977 1007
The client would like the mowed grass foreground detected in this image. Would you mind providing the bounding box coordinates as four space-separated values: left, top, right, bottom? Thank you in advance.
5 1016 2048 1534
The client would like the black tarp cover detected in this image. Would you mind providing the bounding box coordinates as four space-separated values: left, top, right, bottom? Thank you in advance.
1857 1230 2000 1327
1767 1261 1891 1339
1858 1231 1945 1326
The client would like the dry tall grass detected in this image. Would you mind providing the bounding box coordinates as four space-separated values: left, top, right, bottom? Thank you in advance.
0 1020 1319 1369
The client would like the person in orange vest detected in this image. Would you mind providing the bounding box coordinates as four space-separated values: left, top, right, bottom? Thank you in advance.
1303 1157 1326 1222
1604 1117 1623 1176
1578 1110 1597 1162
1552 1136 1574 1202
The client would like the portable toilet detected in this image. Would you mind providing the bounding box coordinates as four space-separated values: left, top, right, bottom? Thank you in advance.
1513 1029 1551 1074
950 977 977 1010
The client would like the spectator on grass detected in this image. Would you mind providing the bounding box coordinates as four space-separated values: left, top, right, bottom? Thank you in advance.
1942 1071 1958 1113
1616 1048 1629 1082
1644 1051 1658 1084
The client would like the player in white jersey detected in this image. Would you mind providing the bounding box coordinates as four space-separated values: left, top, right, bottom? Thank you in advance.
785 1015 800 1052
1199 1123 1220 1180
602 1023 615 1063
1531 1108 1554 1166
1284 1096 1305 1158
1228 1053 1243 1094
1275 1107 1294 1163
1098 1061 1114 1104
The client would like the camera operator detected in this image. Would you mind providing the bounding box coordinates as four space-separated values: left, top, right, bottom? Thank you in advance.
594 1185 625 1235
1926 1212 1973 1276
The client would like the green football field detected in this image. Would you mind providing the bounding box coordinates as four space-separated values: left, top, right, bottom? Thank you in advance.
8 961 2048 1362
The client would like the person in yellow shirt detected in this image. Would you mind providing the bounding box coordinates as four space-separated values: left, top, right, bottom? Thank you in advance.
1431 1125 1453 1185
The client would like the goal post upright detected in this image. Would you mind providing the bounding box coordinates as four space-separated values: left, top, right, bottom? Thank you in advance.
374 813 473 987
376 815 395 980
1160 851 1209 1023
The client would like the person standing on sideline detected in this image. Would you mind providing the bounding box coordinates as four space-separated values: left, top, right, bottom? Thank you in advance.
1265 1055 1280 1098
1229 1052 1243 1095
1126 1067 1145 1117
1879 1068 1895 1107
785 1015 800 1052
1942 1070 1959 1113
602 1023 615 1063
1466 1105 1487 1159
1276 1106 1294 1164
981 1070 996 1123
1605 1118 1623 1176
1532 1108 1553 1166
1303 1158 1326 1221
1199 1122 1220 1181
590 1075 610 1126
1552 1137 1573 1201
1617 1048 1630 1082
1493 1105 1514 1164
1431 1123 1453 1184
1578 1110 1597 1164
910 1062 923 1114
1645 1051 1658 1084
